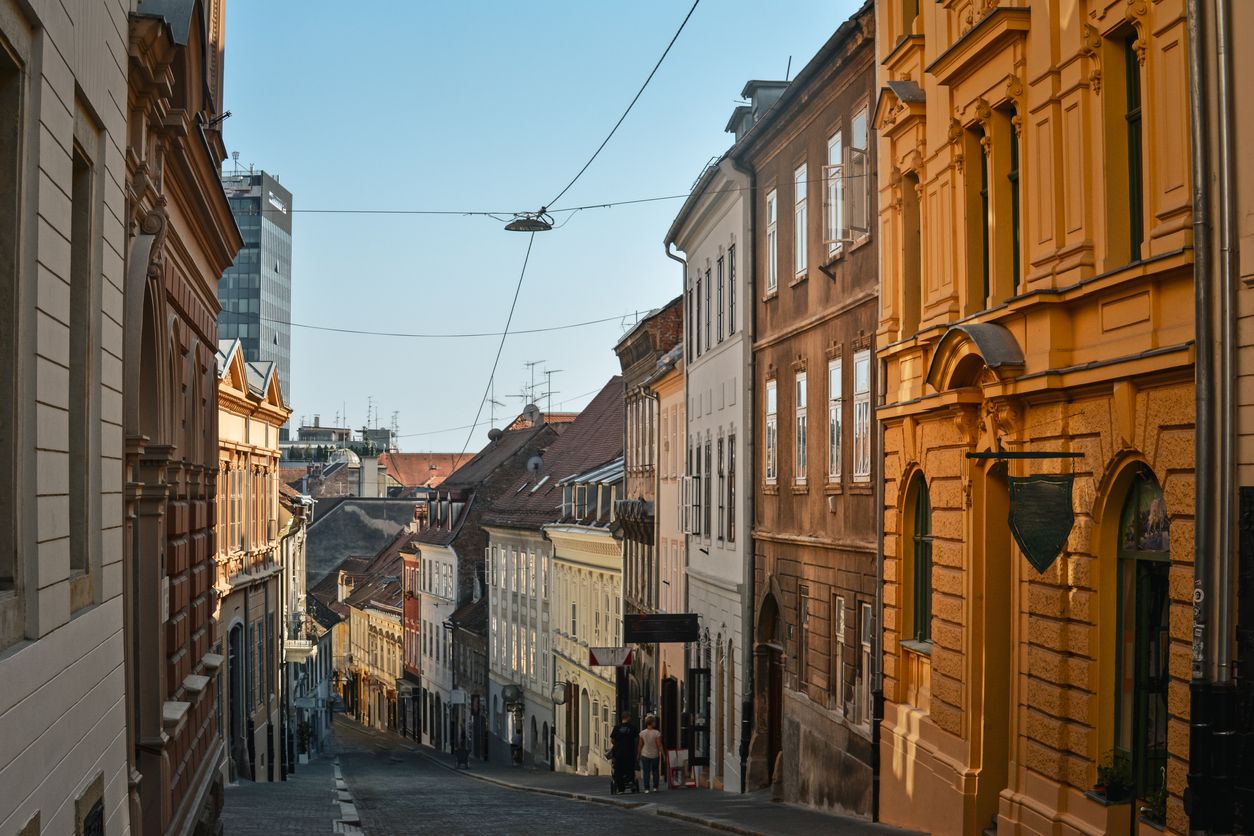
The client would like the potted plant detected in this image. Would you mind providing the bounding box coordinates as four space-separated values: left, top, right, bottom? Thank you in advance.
297 719 313 764
1094 749 1133 803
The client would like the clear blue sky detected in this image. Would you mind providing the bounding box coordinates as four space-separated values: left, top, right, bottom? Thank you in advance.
222 0 861 452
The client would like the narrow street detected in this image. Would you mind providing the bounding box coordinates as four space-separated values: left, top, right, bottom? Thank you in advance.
224 720 721 835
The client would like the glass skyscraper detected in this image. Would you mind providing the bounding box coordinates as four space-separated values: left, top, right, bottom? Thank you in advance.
220 170 293 437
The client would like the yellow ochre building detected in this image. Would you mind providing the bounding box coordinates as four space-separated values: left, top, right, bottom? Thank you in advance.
873 0 1194 833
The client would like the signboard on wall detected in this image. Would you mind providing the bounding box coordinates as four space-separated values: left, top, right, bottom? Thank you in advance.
623 613 699 644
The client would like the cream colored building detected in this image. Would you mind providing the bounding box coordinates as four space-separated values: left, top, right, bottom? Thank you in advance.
348 596 403 731
214 339 290 783
548 458 625 776
0 0 133 832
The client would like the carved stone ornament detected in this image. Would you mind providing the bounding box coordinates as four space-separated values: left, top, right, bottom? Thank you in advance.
1081 24 1103 97
984 398 1024 444
142 197 170 280
953 406 981 447
974 98 993 129
948 117 964 145
1125 0 1148 64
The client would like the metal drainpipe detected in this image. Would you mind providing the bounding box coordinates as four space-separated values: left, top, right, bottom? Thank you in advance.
665 242 690 732
872 362 886 821
727 153 757 795
1214 0 1237 689
1185 0 1216 829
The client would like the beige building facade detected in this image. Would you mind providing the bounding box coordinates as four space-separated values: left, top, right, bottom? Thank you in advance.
0 0 133 832
214 339 290 783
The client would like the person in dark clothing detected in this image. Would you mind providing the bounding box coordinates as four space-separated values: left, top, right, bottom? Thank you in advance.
609 712 638 792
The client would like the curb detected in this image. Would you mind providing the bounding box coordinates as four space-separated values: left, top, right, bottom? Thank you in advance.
410 747 768 834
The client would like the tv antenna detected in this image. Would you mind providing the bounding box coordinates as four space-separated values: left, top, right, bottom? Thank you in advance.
523 360 545 403
543 368 563 416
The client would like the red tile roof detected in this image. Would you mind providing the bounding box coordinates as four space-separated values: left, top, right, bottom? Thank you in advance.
483 377 624 529
379 452 462 488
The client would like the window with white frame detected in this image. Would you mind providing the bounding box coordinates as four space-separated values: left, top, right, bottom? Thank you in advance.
849 107 870 240
825 131 844 253
828 359 843 482
693 443 703 535
857 602 873 726
765 380 778 483
853 350 872 480
766 190 778 292
831 594 845 702
716 256 725 343
705 268 712 350
728 244 737 333
794 164 808 275
716 437 725 542
795 372 808 483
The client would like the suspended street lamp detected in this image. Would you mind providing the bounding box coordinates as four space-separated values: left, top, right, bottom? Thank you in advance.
504 209 554 232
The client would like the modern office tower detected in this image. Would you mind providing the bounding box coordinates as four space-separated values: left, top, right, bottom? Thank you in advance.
221 169 294 437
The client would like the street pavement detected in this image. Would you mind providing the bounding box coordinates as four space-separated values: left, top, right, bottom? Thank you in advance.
222 717 912 835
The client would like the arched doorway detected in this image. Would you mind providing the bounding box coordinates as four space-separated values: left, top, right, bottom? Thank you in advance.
227 623 246 781
1113 467 1170 825
752 589 783 787
529 715 538 763
542 721 550 763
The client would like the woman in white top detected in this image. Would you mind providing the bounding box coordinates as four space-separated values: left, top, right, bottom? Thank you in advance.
637 714 663 792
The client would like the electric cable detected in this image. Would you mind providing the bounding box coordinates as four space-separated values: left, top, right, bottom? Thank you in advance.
544 0 701 210
452 231 537 469
249 310 645 340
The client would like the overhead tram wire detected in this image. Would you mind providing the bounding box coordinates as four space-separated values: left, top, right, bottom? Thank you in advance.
232 172 879 220
452 231 537 470
543 0 701 211
261 310 645 340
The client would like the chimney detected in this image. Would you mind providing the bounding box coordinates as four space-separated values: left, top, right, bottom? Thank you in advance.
314 414 321 427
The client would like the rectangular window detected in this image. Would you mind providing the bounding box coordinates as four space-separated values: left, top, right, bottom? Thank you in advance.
705 268 712 351
831 594 846 699
704 440 713 536
793 165 808 275
765 381 777 483
825 131 844 252
857 602 873 726
1125 35 1143 260
716 256 724 343
695 274 703 355
1008 108 1021 293
68 142 95 604
727 245 737 334
693 444 703 535
853 351 872 481
795 372 808 483
726 435 736 542
828 359 843 482
766 190 778 292
716 437 725 542
848 108 870 239
571 603 577 637
686 287 694 362
0 34 18 618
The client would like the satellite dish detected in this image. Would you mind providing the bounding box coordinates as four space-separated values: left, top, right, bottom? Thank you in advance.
523 403 541 425
487 428 504 442
526 455 543 474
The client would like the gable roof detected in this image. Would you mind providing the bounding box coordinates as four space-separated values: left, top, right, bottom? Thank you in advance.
483 376 624 530
379 452 462 489
442 423 556 490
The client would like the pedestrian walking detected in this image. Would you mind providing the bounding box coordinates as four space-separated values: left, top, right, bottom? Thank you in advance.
608 711 640 794
637 714 662 793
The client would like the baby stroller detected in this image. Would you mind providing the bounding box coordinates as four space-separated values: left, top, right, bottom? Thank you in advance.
608 751 640 795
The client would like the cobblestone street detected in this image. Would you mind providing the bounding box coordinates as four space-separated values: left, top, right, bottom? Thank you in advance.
221 720 718 835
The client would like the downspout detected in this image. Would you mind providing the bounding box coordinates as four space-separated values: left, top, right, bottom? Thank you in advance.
872 362 886 822
1184 0 1218 829
1213 0 1236 690
727 153 756 795
641 382 663 723
664 243 690 729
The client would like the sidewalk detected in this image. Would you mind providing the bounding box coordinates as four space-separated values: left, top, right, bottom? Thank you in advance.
413 743 914 836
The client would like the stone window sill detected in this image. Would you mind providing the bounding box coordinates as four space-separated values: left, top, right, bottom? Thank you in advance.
900 639 933 656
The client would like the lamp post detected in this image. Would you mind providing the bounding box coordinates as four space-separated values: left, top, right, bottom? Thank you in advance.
550 649 568 773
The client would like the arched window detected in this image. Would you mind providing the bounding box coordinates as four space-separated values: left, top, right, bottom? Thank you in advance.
1115 468 1170 821
906 474 932 644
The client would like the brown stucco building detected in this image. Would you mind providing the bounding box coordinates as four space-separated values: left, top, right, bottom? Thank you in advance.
124 0 242 831
615 298 684 722
735 2 880 818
